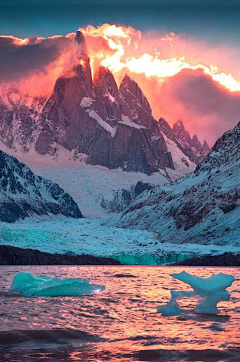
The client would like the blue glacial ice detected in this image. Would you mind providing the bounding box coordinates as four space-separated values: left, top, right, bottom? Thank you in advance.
10 272 105 297
158 271 235 316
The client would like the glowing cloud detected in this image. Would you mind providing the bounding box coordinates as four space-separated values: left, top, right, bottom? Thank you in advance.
81 23 240 92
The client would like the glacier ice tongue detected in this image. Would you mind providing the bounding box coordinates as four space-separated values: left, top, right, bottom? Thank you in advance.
158 271 235 315
10 272 105 297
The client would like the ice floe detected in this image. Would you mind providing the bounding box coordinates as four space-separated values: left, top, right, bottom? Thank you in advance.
10 272 105 297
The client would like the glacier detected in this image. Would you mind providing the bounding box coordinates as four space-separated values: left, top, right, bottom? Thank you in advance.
2 218 239 264
10 272 105 297
158 271 235 315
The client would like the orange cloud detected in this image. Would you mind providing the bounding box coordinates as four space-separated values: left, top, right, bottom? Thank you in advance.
1 24 240 143
80 23 240 92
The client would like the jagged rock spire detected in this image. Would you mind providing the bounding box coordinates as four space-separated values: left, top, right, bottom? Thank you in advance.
75 30 85 44
120 74 152 115
75 30 88 60
191 134 202 152
173 120 191 145
94 66 119 99
202 140 211 154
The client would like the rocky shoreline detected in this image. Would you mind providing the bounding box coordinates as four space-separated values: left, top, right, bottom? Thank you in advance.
1 245 239 266
174 253 240 266
0 245 120 265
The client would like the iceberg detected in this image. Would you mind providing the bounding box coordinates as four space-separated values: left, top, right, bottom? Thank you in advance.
158 271 235 315
157 290 194 316
10 272 105 297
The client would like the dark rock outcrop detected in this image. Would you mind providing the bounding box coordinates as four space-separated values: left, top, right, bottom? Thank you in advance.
101 181 155 213
0 245 120 265
174 253 240 266
34 32 172 174
159 118 210 164
0 150 82 222
134 181 154 197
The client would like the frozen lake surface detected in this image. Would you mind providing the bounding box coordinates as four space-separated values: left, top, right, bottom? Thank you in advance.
0 266 240 361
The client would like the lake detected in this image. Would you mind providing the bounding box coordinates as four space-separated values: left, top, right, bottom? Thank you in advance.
0 266 240 361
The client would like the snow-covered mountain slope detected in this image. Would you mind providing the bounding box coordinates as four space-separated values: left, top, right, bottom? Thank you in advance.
0 137 196 218
1 145 172 218
111 121 240 247
0 150 82 222
0 84 46 152
161 133 196 177
32 165 171 218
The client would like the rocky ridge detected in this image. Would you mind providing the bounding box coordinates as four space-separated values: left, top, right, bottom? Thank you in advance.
159 118 210 164
111 121 240 247
0 244 120 265
0 150 82 222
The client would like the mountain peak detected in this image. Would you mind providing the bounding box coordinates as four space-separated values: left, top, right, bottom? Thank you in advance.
173 120 191 145
173 120 185 132
75 30 85 44
191 133 202 153
0 150 82 222
119 74 152 116
158 119 210 164
114 119 240 248
192 133 199 139
197 120 240 172
201 140 211 156
175 119 184 126
75 30 88 60
94 67 119 100
121 73 133 84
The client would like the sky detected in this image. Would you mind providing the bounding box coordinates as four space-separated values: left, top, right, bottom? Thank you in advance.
1 0 240 144
1 0 240 45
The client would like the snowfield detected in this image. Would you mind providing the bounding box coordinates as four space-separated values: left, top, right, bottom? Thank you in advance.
30 163 173 218
0 143 176 218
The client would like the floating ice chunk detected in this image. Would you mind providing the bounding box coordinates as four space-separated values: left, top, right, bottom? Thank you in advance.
10 272 105 297
158 271 235 315
172 271 235 294
157 290 194 316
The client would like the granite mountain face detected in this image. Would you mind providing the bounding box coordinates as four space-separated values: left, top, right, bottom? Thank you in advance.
0 31 209 176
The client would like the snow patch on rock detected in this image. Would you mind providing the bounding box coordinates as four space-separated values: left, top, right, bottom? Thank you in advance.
88 110 117 137
118 121 146 130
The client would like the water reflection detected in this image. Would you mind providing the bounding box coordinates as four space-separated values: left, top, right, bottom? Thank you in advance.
0 266 239 361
